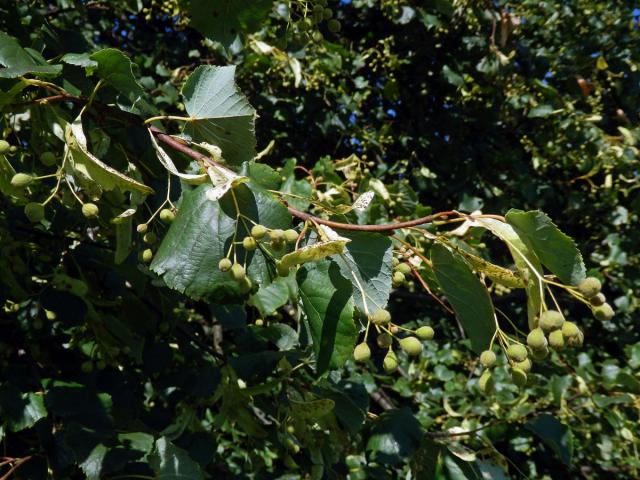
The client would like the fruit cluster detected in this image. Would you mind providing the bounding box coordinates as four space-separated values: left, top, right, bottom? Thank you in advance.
352 308 435 373
137 208 176 264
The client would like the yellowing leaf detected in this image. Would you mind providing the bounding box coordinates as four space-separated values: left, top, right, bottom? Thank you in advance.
280 238 349 269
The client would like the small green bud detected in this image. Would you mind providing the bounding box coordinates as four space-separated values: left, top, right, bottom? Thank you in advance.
527 328 547 350
377 333 392 349
589 292 606 306
218 258 232 272
238 276 253 294
383 350 398 373
81 361 94 373
548 329 565 350
479 350 496 368
327 18 341 33
353 342 371 362
577 276 601 298
242 236 257 251
255 318 264 327
593 303 614 321
567 329 584 347
231 263 246 281
392 257 400 267
416 326 434 341
82 202 99 219
40 151 57 166
399 336 423 356
478 371 494 394
392 271 405 286
24 202 44 223
322 7 333 19
539 310 564 333
45 310 57 321
514 358 532 373
159 208 175 223
370 308 391 325
511 368 528 387
0 140 10 154
561 321 580 341
11 173 33 188
136 223 148 234
251 224 267 239
143 232 157 244
141 248 153 263
396 263 411 275
506 344 528 363
284 229 299 243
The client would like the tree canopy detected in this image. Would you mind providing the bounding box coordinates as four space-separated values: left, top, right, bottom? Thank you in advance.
0 1 639 479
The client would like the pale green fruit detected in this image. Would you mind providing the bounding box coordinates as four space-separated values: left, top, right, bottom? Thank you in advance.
383 350 398 373
242 236 257 251
238 276 253 294
218 258 232 272
479 350 497 368
284 229 299 243
11 173 33 188
376 333 392 349
530 346 549 361
589 292 606 306
567 329 584 347
231 263 246 281
392 271 405 286
396 263 411 275
593 303 614 321
276 261 290 277
0 139 10 153
251 224 267 239
539 310 564 333
255 318 264 327
506 344 528 362
82 202 99 219
45 310 57 321
479 371 494 394
24 202 44 223
511 368 528 387
159 208 175 223
416 326 434 341
577 276 601 298
353 342 371 362
370 308 391 325
515 358 532 373
561 321 580 340
527 328 547 350
136 223 148 234
548 329 565 349
141 248 153 263
40 151 56 166
269 229 284 241
399 336 423 356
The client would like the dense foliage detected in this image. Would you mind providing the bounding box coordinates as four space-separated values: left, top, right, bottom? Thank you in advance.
1 1 639 479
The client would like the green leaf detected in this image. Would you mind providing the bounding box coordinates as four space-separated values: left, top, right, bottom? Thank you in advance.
0 386 47 432
525 414 573 466
0 154 26 199
0 32 62 78
506 209 586 285
334 231 393 313
297 260 357 374
527 104 555 118
65 117 153 196
88 49 144 103
366 408 423 466
476 217 544 330
248 277 291 317
290 398 335 419
188 0 272 48
182 65 256 165
151 182 291 300
149 437 205 480
80 443 108 480
431 244 495 354
61 52 98 68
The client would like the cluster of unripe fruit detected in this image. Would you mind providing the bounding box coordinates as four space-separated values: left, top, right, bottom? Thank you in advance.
477 276 610 394
352 308 435 373
137 208 176 264
0 139 17 154
295 0 341 40
575 276 614 322
217 224 299 288
391 259 412 287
